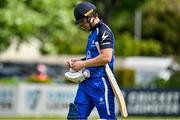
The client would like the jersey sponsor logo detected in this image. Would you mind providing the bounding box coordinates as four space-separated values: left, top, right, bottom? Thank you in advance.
91 40 95 47
99 97 105 105
86 51 91 59
92 40 95 44
102 30 108 41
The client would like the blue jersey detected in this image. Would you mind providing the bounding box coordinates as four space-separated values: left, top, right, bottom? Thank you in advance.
85 21 115 79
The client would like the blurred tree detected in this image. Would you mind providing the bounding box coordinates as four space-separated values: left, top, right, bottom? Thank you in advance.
88 0 179 56
0 0 179 57
115 32 162 56
0 0 85 54
151 57 180 88
87 0 147 26
141 0 180 55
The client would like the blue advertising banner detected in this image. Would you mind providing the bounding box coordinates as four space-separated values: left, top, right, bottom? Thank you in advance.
124 89 180 116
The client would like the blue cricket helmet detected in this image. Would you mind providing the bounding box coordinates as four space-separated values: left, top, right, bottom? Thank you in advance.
74 2 97 24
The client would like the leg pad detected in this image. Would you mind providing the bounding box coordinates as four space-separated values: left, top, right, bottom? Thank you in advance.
67 103 80 120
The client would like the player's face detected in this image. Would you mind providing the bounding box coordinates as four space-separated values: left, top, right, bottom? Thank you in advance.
78 17 90 31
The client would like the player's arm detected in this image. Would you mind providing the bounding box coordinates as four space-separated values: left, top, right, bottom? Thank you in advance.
84 48 112 67
71 48 112 71
71 29 113 71
84 29 113 67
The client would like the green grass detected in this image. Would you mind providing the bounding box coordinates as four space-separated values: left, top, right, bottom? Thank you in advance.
0 116 180 120
0 77 20 85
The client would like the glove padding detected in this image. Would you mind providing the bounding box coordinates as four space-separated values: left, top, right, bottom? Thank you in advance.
64 68 90 83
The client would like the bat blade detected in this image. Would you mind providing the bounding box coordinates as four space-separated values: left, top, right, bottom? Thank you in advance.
105 64 128 117
95 41 128 117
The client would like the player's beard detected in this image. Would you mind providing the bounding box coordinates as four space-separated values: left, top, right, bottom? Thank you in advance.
81 26 90 31
80 22 91 31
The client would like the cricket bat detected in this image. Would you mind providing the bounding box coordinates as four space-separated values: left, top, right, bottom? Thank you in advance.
95 42 128 118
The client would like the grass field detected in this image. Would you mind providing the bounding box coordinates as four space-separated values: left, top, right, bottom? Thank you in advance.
0 116 180 120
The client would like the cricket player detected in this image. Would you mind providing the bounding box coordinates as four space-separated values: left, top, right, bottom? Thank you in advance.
66 2 116 119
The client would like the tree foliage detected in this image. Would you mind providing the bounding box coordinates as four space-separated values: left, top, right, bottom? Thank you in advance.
0 0 85 54
111 0 179 56
0 0 179 57
115 32 162 56
141 0 180 55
